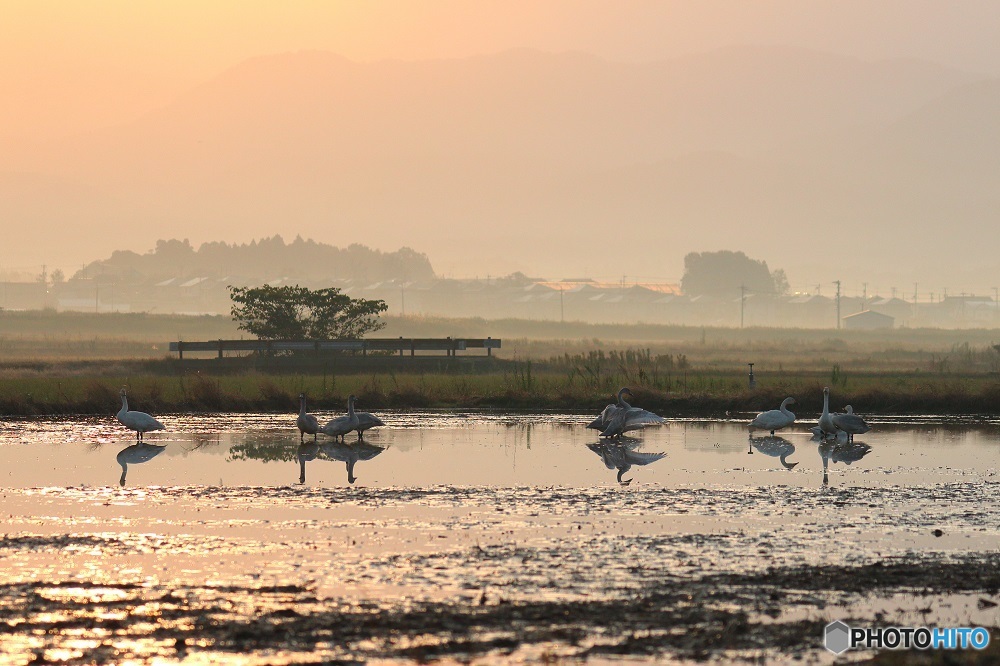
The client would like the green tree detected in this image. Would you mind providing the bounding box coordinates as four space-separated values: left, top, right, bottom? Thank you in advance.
228 284 387 339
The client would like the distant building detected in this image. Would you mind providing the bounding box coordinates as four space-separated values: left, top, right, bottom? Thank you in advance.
842 310 894 330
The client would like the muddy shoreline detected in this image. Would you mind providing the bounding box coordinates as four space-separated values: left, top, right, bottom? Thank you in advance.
2 480 999 664
2 552 998 663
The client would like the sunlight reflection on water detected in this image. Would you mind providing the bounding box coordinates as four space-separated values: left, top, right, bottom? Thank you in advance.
0 412 997 489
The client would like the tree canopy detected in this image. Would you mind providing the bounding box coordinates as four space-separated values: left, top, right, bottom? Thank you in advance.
229 284 387 340
680 251 786 297
76 236 435 283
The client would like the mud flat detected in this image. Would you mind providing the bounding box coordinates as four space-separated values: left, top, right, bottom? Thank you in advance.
1 479 999 664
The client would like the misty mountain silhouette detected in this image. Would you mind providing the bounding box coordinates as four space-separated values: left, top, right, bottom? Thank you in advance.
3 46 996 286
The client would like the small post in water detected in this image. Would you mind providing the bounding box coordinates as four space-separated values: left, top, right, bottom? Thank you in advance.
748 362 756 389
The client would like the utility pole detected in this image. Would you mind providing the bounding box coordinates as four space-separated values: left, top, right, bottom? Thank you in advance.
559 286 564 323
834 280 841 329
862 282 867 310
401 286 405 317
914 283 918 303
740 284 746 328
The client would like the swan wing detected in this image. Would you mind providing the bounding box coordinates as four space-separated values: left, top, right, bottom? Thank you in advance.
321 415 352 436
621 408 666 432
586 404 619 430
831 413 870 434
750 409 795 430
356 412 385 429
600 407 630 437
119 410 165 432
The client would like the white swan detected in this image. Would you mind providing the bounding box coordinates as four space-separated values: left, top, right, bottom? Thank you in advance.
116 442 166 487
586 387 632 431
586 441 666 485
831 405 871 442
296 393 320 443
748 397 796 437
749 435 798 469
116 388 165 442
817 387 838 439
598 389 666 439
354 411 385 439
321 395 360 442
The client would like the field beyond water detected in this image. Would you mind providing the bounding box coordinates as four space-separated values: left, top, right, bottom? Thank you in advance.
2 310 1000 416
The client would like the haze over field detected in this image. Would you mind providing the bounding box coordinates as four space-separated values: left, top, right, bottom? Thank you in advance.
3 1 1000 296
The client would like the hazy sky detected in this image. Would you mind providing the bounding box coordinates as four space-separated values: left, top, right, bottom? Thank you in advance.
4 1 1000 142
4 1 1000 291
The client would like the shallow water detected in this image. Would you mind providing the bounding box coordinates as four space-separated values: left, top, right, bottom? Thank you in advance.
0 411 997 488
1 412 999 664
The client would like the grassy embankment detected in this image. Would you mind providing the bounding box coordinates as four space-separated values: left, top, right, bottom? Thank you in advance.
2 310 1000 416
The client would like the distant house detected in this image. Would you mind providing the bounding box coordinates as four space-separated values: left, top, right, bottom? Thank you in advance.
842 310 894 330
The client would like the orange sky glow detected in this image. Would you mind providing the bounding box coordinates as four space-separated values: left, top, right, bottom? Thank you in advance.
3 1 1000 286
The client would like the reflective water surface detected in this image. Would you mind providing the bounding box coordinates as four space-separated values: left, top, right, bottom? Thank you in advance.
1 412 998 664
1 411 997 488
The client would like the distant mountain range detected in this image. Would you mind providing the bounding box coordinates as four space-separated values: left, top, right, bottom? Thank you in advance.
3 46 998 291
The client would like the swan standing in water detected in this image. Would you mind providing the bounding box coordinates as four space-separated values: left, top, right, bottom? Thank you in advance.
321 395 360 442
116 443 167 487
748 397 796 437
354 410 385 439
832 405 871 442
116 388 165 442
296 393 320 443
595 389 666 439
818 387 838 439
586 441 666 485
586 387 632 432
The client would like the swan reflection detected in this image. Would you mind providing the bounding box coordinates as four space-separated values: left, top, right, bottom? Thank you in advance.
116 443 167 487
298 441 387 485
748 436 798 469
816 437 872 486
586 439 666 485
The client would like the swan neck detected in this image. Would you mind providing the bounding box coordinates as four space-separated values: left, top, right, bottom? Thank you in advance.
120 394 128 415
299 396 307 416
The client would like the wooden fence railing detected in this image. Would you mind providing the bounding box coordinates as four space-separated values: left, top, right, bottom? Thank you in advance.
169 337 500 359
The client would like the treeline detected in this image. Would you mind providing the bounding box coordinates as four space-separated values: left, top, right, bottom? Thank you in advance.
75 236 436 283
